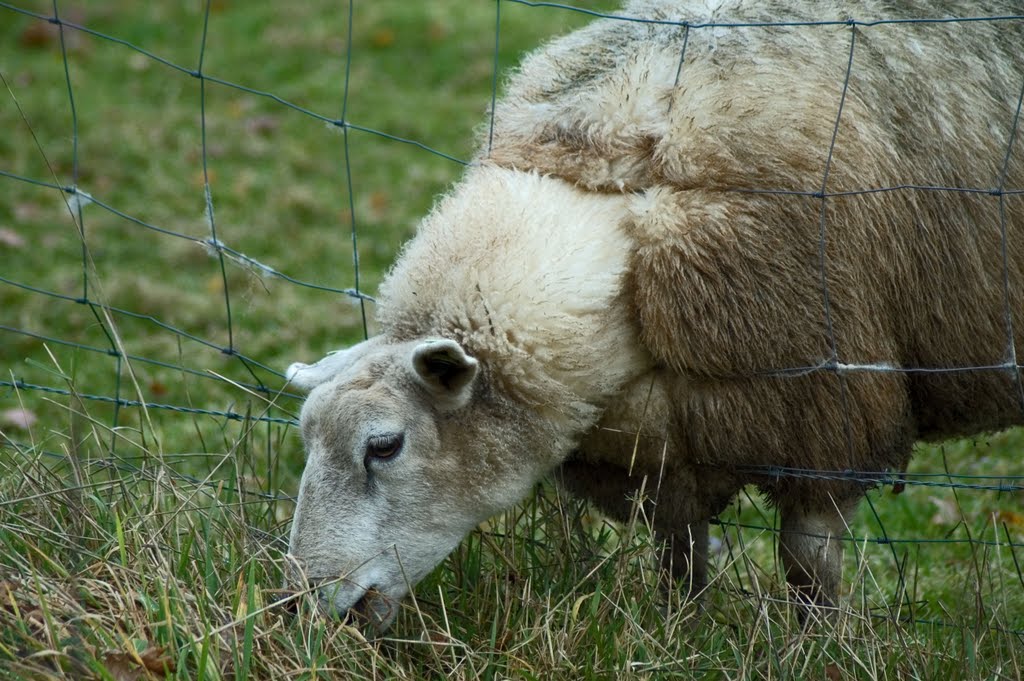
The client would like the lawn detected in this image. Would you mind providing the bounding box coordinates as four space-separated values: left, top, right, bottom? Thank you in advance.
1 1 1022 678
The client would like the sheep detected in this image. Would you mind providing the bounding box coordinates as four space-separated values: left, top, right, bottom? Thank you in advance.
284 0 1024 631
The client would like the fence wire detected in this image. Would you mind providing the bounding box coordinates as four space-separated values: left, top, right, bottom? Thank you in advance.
1 0 1023 640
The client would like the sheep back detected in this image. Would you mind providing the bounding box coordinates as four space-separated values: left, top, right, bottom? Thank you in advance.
486 0 1024 475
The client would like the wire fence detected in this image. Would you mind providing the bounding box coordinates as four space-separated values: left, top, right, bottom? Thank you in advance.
1 0 1024 638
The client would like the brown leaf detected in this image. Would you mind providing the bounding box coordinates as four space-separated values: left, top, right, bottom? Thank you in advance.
371 27 395 48
137 647 176 674
102 654 143 681
101 646 176 680
1 408 37 430
825 663 843 681
369 191 389 212
19 21 58 49
992 509 1024 531
18 10 89 52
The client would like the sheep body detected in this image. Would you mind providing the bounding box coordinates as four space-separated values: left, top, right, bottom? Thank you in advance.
287 0 1024 626
491 0 1024 597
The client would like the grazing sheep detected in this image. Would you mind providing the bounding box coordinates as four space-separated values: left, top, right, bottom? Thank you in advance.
285 0 1024 631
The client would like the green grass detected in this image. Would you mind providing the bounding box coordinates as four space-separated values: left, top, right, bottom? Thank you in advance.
1 1 1023 678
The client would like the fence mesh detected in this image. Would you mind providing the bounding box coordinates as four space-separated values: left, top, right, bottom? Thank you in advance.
1 0 1023 639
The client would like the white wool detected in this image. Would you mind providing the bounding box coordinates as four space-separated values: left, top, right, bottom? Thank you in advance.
377 165 652 423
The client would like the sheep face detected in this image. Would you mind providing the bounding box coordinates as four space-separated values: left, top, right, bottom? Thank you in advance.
285 337 535 631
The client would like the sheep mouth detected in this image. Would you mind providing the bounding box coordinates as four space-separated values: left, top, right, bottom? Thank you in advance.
340 586 397 631
271 579 399 632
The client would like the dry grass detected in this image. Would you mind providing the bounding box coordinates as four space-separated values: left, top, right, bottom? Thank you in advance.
1 388 1022 679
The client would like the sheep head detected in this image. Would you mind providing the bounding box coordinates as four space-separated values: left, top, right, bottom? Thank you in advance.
284 337 539 632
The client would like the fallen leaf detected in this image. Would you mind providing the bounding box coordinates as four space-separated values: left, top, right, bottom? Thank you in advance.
18 10 89 52
1 408 37 430
992 509 1024 531
101 646 176 680
19 21 58 49
0 228 26 248
101 656 139 681
424 629 451 644
137 647 176 674
368 190 389 219
371 27 395 48
825 663 842 681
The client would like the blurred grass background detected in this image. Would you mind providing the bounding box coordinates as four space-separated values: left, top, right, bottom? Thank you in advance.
1 1 612 453
1 1 1023 678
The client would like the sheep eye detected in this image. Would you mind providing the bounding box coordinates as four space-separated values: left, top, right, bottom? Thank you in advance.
365 433 403 463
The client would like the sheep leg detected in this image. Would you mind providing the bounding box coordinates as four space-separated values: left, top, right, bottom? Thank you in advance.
555 457 643 521
657 521 709 599
778 496 858 610
556 458 709 598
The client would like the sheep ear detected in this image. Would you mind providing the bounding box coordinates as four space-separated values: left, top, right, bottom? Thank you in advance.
411 339 478 407
287 344 361 391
